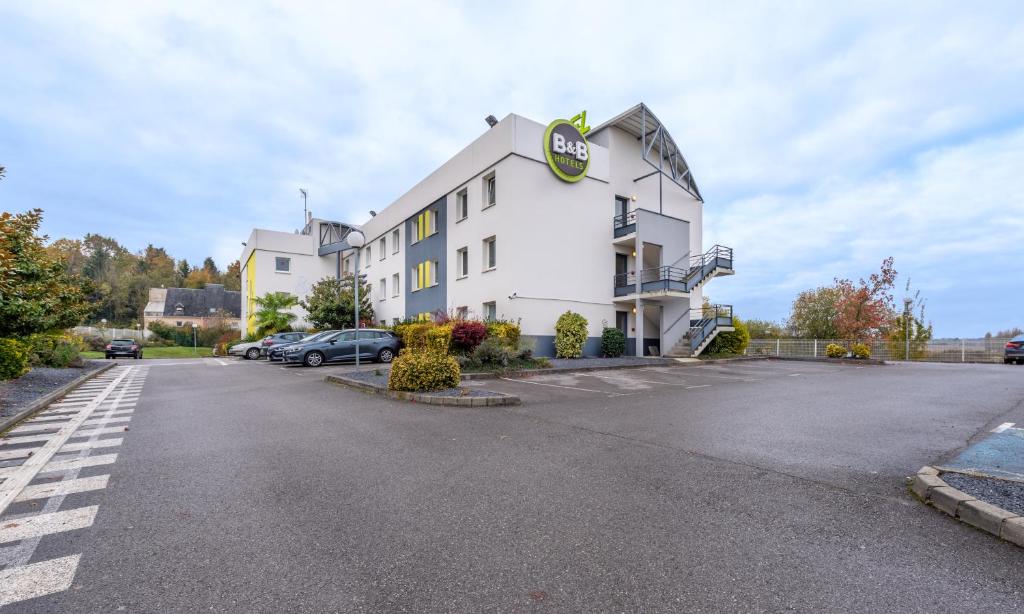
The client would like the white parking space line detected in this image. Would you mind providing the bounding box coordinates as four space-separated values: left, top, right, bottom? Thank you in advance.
498 377 636 396
14 475 110 503
993 422 1015 433
68 426 130 439
686 384 711 389
0 506 98 544
0 554 81 606
59 438 123 453
40 453 118 474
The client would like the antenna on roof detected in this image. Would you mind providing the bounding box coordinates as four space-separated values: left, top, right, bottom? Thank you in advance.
299 188 308 228
485 115 498 127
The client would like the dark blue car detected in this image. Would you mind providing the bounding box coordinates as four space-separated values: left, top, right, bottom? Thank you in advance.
267 330 337 361
282 329 401 367
1005 334 1024 364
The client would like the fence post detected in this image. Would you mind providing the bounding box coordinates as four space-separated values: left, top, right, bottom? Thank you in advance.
961 339 965 363
813 339 818 358
776 338 781 357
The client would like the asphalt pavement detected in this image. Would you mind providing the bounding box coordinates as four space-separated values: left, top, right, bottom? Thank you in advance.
4 357 1024 612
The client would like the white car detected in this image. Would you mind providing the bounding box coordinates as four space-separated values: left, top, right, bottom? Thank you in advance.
228 341 263 360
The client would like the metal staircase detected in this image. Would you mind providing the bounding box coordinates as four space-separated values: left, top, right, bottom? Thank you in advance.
664 304 735 357
613 245 734 297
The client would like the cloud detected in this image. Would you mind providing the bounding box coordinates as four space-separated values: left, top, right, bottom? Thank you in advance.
1 1 1022 335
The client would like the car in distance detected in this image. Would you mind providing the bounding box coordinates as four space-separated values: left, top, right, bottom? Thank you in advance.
282 329 401 367
1005 334 1024 364
259 332 308 357
105 339 143 359
228 340 264 360
267 330 338 361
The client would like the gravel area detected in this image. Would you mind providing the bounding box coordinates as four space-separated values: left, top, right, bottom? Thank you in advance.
546 356 678 370
341 370 504 397
942 472 1024 516
0 362 105 418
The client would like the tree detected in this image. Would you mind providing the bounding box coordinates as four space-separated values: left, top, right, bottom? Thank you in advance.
745 319 786 339
0 209 92 336
253 291 299 335
184 268 215 289
176 259 191 283
833 257 897 341
201 257 220 278
0 165 5 180
222 260 241 291
994 327 1024 338
787 286 841 338
888 313 933 359
299 276 374 330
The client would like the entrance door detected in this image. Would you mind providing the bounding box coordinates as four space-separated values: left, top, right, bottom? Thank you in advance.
614 195 629 219
615 311 628 338
615 253 628 275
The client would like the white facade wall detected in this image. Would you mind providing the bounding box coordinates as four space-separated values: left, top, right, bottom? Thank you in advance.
239 106 717 354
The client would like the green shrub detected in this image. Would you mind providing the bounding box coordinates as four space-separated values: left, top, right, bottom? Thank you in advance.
473 337 517 367
600 327 626 357
82 334 107 352
851 342 871 359
825 343 846 358
485 320 521 348
704 318 751 356
387 350 461 392
24 332 83 367
0 338 31 380
399 322 435 352
554 311 588 358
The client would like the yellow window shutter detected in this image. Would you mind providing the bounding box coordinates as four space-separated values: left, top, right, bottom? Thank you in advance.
417 262 424 289
424 260 431 287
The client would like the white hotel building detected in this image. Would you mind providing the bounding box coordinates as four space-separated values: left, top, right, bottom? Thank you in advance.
240 104 735 357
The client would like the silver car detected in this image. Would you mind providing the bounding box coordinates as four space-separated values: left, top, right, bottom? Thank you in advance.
228 341 264 360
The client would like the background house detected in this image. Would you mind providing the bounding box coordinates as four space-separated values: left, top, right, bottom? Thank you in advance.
143 284 241 330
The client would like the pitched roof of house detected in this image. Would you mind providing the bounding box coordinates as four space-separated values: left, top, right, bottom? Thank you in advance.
162 284 241 318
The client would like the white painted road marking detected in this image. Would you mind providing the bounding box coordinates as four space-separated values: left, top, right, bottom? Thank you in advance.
40 453 118 474
0 506 98 544
498 377 635 396
15 475 111 503
0 554 81 606
993 422 1015 433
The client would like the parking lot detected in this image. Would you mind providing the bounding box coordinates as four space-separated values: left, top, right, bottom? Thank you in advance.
8 356 1024 612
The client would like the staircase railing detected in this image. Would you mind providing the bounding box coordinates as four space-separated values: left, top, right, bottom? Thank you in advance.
689 304 734 352
682 245 733 291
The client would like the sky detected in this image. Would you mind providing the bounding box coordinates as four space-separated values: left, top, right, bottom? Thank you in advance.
1 1 1022 337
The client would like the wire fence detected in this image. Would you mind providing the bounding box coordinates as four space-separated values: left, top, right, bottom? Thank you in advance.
747 338 1014 363
72 326 150 341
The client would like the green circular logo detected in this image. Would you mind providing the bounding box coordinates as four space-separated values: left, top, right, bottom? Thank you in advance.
544 119 590 183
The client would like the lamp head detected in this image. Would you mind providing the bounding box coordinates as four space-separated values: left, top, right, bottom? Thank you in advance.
347 230 366 248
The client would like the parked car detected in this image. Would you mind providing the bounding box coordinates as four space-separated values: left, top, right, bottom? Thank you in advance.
228 341 264 361
259 332 308 357
1005 334 1024 364
282 329 401 367
105 339 143 359
267 330 338 361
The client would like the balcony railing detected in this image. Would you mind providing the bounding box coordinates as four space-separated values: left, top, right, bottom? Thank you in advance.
689 304 734 352
612 211 637 238
688 244 733 275
613 244 734 297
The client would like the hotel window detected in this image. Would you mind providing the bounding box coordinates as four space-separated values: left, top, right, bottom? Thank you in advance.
456 189 468 221
379 237 386 260
412 261 435 291
456 306 468 320
456 247 468 278
483 301 496 321
483 174 496 208
275 257 290 273
428 209 438 236
342 256 351 273
482 236 496 271
379 278 386 301
392 229 400 254
364 246 371 266
392 273 399 297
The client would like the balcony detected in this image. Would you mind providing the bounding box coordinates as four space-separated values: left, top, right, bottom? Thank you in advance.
612 211 637 238
613 245 734 299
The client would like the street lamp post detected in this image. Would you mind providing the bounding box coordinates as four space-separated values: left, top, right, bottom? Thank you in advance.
346 230 366 367
903 298 913 361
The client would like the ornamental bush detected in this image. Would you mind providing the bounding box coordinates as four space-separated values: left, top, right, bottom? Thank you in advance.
450 320 487 353
554 311 588 358
600 327 626 357
0 338 30 380
825 343 846 358
387 349 461 392
399 322 435 352
485 320 521 348
426 324 452 354
704 318 751 356
851 342 871 359
24 332 83 368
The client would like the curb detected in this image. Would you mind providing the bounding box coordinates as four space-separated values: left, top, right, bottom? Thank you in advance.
764 356 887 366
0 362 117 435
324 374 521 407
911 466 1024 548
460 355 769 381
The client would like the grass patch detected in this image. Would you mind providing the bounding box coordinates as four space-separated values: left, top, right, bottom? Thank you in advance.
461 357 551 374
81 346 214 359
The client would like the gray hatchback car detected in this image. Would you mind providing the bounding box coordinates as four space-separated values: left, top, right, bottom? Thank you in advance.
282 329 401 367
1005 334 1024 364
